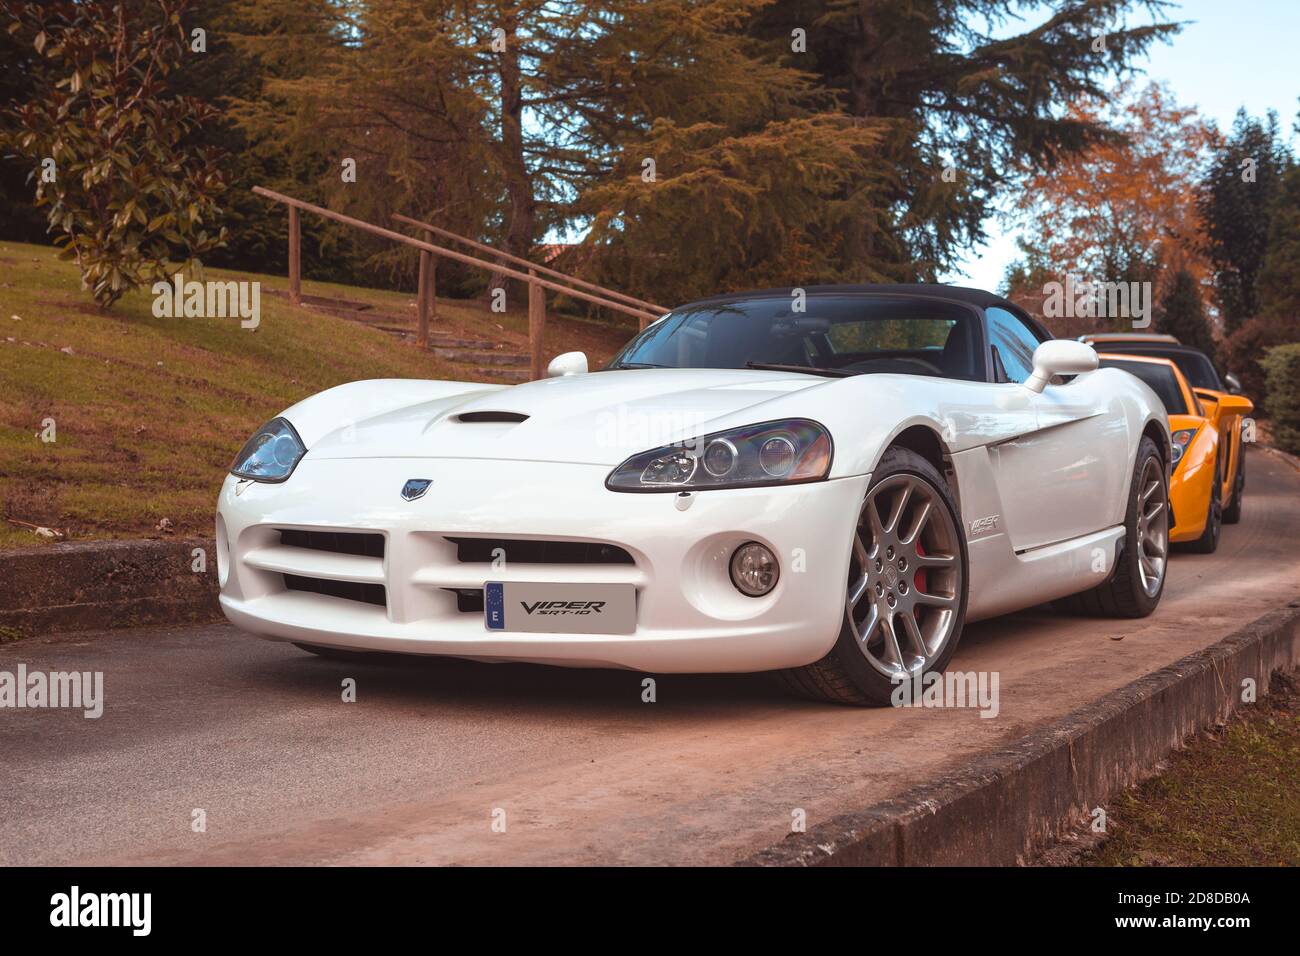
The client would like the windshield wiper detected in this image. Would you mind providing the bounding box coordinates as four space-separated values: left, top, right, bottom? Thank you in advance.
745 362 857 378
607 361 669 369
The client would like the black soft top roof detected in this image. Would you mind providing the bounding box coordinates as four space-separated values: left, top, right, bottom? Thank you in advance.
1089 340 1209 358
674 283 1021 313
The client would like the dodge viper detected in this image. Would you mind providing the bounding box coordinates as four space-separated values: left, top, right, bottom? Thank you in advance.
1080 332 1251 523
1096 352 1253 554
217 285 1171 705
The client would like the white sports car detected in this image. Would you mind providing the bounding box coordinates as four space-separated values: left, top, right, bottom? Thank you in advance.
216 285 1171 704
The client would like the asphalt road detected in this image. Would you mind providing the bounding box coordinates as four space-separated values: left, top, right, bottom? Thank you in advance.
3 447 1299 866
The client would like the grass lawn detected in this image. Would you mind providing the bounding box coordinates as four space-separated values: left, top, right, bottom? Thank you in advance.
0 240 634 550
1080 672 1300 866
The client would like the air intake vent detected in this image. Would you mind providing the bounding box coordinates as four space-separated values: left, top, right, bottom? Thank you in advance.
455 411 529 423
280 529 384 558
446 537 634 565
284 574 387 607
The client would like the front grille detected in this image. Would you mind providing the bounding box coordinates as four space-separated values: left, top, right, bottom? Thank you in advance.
253 526 639 624
280 529 384 558
284 573 386 607
447 537 633 565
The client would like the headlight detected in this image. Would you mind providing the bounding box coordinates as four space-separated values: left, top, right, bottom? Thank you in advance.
230 417 306 482
606 419 832 492
1170 428 1197 468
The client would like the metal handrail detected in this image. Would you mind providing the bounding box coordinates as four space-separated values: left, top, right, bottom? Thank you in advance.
392 212 667 315
254 186 663 377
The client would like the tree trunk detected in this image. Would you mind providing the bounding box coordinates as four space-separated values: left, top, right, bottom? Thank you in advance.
490 17 536 310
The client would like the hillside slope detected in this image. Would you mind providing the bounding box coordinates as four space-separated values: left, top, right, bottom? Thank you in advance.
0 241 635 548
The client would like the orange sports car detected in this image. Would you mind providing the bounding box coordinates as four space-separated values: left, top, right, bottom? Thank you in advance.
1080 333 1251 523
1096 353 1253 553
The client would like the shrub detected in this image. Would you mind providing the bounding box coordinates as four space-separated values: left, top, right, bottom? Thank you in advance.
1262 344 1300 455
1 0 226 309
1221 315 1299 415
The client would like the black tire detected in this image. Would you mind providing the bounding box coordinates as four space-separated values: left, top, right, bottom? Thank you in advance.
779 446 969 706
1222 444 1244 524
1055 436 1167 618
293 642 385 663
1185 454 1222 554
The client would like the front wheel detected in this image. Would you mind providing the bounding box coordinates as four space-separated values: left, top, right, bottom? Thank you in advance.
1185 455 1222 554
780 446 968 706
1055 436 1168 618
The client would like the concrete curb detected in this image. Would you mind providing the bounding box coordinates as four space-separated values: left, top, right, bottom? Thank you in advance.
1259 442 1300 473
743 597 1300 866
0 537 220 639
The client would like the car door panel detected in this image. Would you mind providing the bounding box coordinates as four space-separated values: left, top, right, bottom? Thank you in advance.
982 309 1127 551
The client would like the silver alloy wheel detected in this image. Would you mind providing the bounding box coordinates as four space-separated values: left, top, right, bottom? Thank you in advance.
1135 457 1169 597
846 473 963 680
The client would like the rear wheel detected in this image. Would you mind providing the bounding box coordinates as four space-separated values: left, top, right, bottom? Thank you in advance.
780 447 968 706
1055 437 1167 618
1222 444 1244 524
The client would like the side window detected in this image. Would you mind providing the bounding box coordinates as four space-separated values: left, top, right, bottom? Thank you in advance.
986 307 1043 384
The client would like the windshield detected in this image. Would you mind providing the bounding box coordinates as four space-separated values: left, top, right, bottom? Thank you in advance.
1100 358 1189 415
1097 345 1222 390
609 295 981 380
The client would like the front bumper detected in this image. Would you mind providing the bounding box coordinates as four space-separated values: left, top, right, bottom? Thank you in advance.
216 457 867 672
1168 455 1216 542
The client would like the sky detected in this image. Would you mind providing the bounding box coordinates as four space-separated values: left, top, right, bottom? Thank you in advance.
940 0 1300 292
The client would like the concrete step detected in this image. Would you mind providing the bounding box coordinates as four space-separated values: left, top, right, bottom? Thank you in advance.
426 335 499 349
265 289 373 312
304 302 406 323
277 292 529 364
434 348 529 367
474 367 531 384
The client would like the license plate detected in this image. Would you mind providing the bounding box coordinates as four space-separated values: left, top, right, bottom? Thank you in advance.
484 582 636 634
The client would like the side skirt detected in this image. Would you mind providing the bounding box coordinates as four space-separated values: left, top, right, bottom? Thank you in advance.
966 526 1125 623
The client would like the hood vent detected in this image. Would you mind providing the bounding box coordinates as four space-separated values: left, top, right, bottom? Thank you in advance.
455 411 529 424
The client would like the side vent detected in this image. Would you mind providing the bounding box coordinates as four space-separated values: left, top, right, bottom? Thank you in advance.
455 411 529 424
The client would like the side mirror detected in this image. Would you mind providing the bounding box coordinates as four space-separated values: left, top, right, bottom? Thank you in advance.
1024 340 1098 394
546 350 588 377
1217 393 1254 416
1224 373 1242 393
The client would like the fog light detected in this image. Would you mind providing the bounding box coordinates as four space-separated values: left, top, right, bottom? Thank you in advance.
730 541 779 597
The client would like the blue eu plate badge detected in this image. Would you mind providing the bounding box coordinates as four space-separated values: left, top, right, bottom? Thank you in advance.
485 582 505 630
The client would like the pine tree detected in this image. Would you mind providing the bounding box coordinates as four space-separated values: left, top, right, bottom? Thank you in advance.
572 0 893 303
225 0 499 292
168 0 366 282
1197 109 1294 333
1258 161 1300 321
1155 268 1216 361
746 0 1181 279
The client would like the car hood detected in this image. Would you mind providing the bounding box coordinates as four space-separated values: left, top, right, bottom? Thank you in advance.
303 368 831 466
